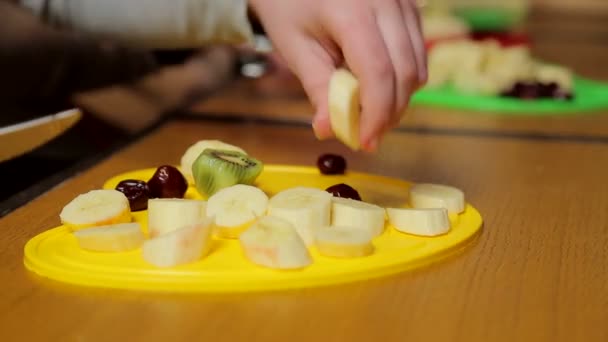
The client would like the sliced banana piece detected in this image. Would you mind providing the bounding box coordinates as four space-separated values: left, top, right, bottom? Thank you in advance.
180 140 247 184
239 216 312 270
142 218 214 268
206 184 269 239
60 189 132 231
452 69 503 96
409 183 465 214
387 207 450 236
331 197 386 237
147 198 207 238
328 68 361 150
314 225 374 258
485 45 535 89
267 187 332 246
534 63 573 91
73 222 144 252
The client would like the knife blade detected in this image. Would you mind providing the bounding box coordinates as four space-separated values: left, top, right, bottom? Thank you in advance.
0 108 82 162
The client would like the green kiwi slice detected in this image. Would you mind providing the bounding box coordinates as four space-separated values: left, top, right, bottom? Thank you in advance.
192 149 264 198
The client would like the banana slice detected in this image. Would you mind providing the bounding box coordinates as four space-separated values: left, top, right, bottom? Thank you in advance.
73 222 144 252
409 183 465 214
314 225 374 258
328 68 361 150
453 69 503 96
534 63 573 91
482 45 534 93
142 218 214 268
386 207 450 236
147 198 207 238
426 40 473 88
206 184 269 239
331 197 386 237
60 189 132 231
239 216 312 270
180 140 247 184
267 187 332 246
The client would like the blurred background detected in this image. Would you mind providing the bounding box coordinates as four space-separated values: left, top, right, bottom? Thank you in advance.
1 0 607 210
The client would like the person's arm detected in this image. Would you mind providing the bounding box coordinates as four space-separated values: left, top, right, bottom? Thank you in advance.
0 2 159 103
18 0 255 49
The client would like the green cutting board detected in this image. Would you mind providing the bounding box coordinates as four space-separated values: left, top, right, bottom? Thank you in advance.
411 77 608 115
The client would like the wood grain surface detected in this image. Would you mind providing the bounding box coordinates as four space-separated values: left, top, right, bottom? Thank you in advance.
1 119 607 341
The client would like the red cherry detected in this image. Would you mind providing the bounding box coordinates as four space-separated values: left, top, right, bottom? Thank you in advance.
317 154 347 175
147 165 188 199
115 179 149 211
325 183 361 201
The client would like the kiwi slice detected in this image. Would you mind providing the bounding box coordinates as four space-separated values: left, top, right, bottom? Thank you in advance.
192 149 264 198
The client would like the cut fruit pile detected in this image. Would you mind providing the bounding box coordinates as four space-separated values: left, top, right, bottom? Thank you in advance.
426 39 574 100
58 140 468 270
416 10 576 101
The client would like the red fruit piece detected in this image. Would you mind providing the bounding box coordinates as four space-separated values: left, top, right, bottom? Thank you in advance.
148 165 188 199
325 183 362 201
317 154 347 175
115 179 149 211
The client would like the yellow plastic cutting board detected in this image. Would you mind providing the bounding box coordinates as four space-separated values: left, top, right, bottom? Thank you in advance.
24 165 483 293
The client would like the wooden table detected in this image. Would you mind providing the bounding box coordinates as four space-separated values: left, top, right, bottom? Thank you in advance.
1 117 607 341
2 5 608 341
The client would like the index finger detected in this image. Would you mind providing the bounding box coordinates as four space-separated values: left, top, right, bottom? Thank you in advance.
325 7 396 151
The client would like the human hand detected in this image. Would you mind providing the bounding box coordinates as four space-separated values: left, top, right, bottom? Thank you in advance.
249 0 427 151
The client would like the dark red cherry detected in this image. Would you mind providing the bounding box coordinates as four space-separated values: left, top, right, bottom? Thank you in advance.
325 183 362 201
501 81 573 101
317 154 347 175
115 179 149 211
147 165 188 199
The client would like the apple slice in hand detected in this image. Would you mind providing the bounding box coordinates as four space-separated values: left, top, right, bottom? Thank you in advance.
142 218 214 268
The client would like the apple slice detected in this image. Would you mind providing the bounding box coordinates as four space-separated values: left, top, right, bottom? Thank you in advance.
60 189 131 231
73 222 144 252
147 198 207 238
328 68 361 150
387 207 450 236
142 218 213 267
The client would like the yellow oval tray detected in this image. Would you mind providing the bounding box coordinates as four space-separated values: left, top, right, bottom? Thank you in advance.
24 165 483 293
